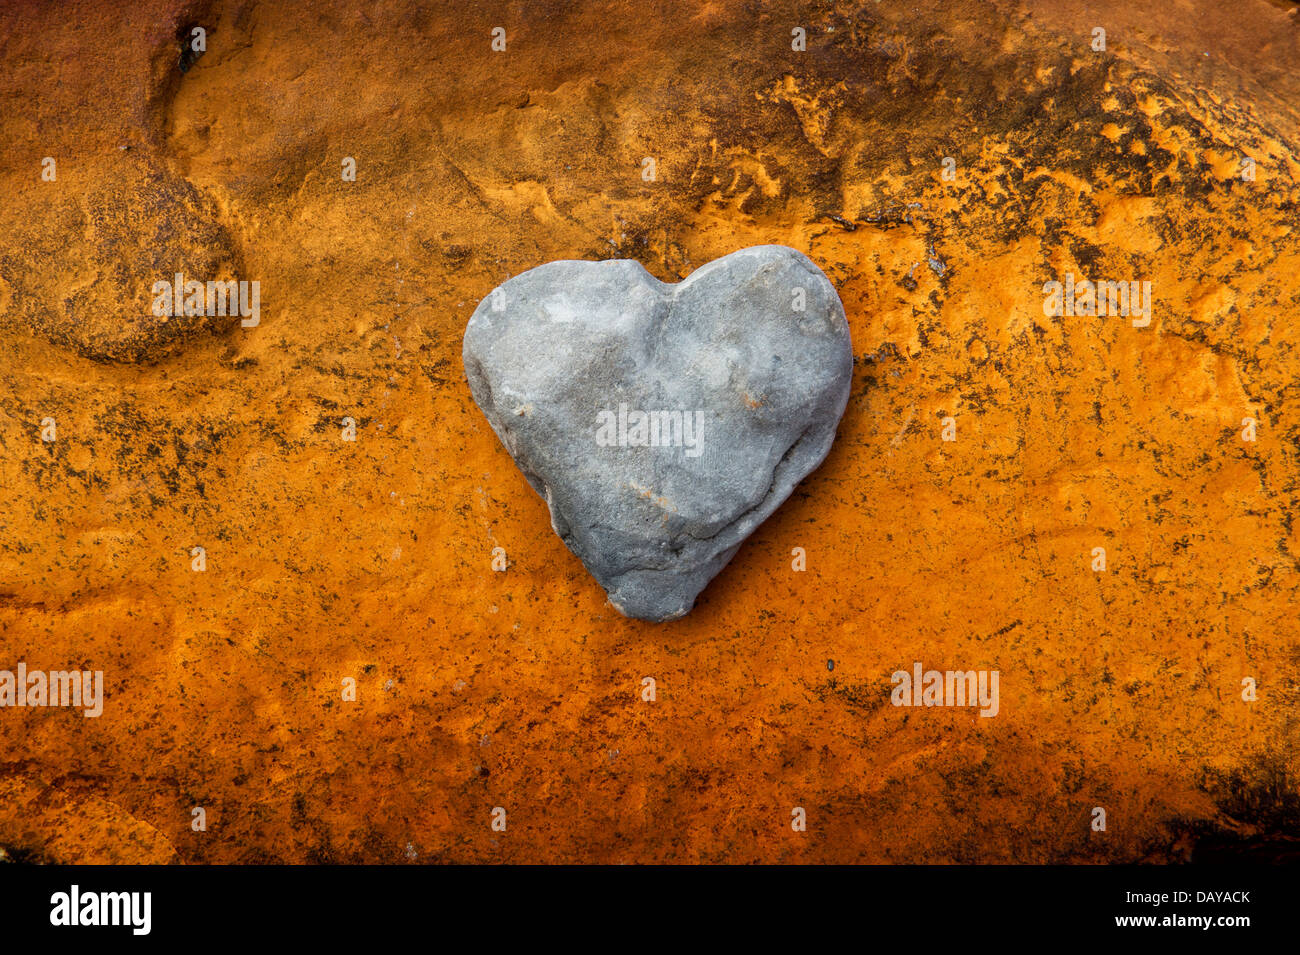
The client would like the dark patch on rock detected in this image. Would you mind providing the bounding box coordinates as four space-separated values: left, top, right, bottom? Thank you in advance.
2 158 243 364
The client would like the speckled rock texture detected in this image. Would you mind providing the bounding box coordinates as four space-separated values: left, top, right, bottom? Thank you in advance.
2 0 1300 864
464 246 852 621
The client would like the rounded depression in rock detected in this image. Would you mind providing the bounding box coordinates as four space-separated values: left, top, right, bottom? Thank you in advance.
463 244 853 622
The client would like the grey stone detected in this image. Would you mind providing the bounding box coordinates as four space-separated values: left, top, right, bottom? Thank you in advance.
462 244 853 622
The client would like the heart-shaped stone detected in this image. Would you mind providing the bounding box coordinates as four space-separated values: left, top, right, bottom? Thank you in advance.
463 244 852 621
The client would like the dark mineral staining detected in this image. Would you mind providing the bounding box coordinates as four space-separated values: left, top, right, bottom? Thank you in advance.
178 24 206 73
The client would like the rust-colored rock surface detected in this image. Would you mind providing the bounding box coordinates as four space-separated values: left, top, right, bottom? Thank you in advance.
1 0 1298 863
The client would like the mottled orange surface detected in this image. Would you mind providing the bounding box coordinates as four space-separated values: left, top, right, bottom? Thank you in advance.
1 0 1298 863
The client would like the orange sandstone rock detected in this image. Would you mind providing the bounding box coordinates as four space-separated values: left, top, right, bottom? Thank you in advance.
0 0 1297 863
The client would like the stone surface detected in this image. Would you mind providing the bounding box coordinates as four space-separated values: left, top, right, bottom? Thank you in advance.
3 158 242 364
3 0 1300 864
463 246 852 621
